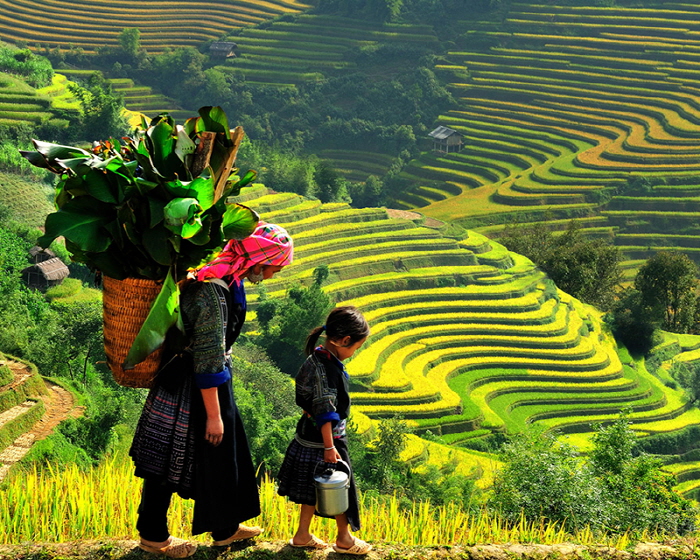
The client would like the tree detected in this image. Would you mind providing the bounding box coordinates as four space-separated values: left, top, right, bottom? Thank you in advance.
669 361 700 406
635 251 698 333
118 28 141 58
68 74 129 140
255 266 333 374
499 221 622 310
491 414 697 534
491 428 605 530
604 287 659 354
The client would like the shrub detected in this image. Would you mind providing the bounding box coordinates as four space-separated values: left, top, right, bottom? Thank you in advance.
491 413 698 534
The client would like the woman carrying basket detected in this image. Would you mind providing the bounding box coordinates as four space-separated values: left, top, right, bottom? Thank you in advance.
130 222 293 558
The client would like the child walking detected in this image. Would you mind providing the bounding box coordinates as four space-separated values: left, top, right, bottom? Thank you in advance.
277 306 372 555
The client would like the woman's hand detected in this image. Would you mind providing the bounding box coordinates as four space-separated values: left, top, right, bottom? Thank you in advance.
206 415 224 447
323 446 342 463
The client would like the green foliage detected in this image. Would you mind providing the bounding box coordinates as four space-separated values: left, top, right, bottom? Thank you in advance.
349 417 477 508
237 138 348 202
491 428 605 531
118 28 141 58
635 251 699 334
229 343 297 420
67 74 129 141
256 266 333 374
491 414 697 534
0 222 32 304
348 174 384 208
669 361 700 407
0 44 53 88
500 220 622 310
604 288 660 355
233 378 296 476
227 344 297 474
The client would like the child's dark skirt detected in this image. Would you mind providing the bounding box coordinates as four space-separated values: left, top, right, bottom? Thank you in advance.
277 437 360 531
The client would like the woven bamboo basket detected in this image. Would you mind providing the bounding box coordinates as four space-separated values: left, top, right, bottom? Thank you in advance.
102 276 164 388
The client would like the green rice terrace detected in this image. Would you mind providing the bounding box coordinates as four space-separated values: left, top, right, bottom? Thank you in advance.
230 185 700 499
0 70 77 129
392 1 700 274
217 15 439 87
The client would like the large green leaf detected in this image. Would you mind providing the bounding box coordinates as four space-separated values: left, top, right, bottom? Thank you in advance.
198 106 232 146
148 119 176 177
224 169 257 198
39 198 113 252
55 157 122 204
148 197 166 228
184 171 216 211
124 269 183 369
32 140 90 161
175 126 196 166
164 198 203 238
222 203 259 240
20 149 56 170
186 214 213 246
142 225 174 266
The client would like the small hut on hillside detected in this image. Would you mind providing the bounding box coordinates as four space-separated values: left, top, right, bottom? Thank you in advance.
22 257 69 290
29 246 57 264
429 126 463 153
209 42 237 58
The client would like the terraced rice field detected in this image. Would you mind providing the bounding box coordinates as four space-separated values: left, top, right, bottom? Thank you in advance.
0 0 310 55
235 185 696 486
394 2 700 273
0 72 61 127
219 14 439 86
108 77 189 122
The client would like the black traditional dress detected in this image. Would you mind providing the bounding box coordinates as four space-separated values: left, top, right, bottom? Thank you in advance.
277 347 361 531
130 279 260 537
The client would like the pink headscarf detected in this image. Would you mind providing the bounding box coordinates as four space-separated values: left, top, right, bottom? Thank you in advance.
195 222 294 285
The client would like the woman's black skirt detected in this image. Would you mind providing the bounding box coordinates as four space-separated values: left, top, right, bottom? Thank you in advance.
130 365 261 535
277 437 360 531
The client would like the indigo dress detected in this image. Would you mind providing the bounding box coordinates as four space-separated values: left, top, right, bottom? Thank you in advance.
277 347 361 531
129 279 260 536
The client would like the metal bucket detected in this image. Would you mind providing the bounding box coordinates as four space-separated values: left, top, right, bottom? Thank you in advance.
314 460 350 517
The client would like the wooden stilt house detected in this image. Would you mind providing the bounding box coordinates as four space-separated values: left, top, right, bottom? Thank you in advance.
429 126 463 153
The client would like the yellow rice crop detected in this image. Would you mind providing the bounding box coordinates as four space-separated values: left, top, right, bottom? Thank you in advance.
0 457 639 547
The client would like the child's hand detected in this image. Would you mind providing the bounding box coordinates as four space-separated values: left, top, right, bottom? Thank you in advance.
324 447 342 463
206 415 224 446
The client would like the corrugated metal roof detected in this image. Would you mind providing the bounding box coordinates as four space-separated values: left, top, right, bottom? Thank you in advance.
429 126 459 140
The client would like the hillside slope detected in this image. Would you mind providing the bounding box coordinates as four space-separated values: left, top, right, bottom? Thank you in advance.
393 1 700 273
0 0 310 54
234 186 697 484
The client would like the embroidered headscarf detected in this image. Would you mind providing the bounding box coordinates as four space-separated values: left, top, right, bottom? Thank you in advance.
195 222 294 284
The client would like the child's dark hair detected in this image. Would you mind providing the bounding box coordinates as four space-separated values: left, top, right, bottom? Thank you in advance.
305 306 370 355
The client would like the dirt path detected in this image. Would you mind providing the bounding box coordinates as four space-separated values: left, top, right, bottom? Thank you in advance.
0 361 84 482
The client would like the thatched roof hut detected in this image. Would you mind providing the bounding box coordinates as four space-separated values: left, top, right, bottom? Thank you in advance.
29 246 57 264
22 257 69 290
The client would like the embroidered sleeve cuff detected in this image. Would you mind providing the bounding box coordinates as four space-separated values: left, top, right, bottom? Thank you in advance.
315 411 340 427
195 366 231 389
